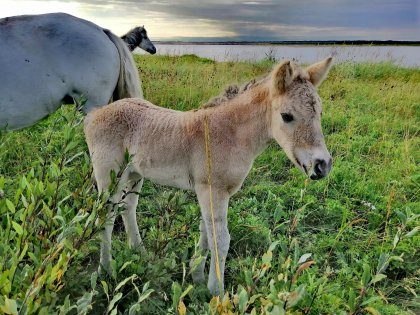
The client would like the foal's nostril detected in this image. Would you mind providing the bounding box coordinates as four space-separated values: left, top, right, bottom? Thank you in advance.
314 159 327 177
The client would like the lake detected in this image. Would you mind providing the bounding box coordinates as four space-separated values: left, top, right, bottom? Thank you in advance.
136 44 420 68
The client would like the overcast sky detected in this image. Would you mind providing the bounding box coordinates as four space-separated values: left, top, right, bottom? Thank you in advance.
1 0 419 41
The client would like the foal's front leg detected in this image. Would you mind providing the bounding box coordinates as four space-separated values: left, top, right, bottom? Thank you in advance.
195 184 230 296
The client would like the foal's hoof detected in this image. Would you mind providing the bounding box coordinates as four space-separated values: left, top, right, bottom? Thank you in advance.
207 279 222 296
129 239 146 254
131 244 146 255
190 255 206 283
191 272 206 284
190 260 205 283
98 262 113 277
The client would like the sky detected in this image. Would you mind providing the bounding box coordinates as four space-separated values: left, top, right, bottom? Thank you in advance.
0 0 419 41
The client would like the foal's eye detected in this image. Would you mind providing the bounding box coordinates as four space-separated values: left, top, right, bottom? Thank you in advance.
281 113 294 123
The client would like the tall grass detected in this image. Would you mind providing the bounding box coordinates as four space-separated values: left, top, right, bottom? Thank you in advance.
0 55 418 314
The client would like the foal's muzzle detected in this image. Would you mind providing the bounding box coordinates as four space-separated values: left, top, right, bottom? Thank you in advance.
310 158 332 180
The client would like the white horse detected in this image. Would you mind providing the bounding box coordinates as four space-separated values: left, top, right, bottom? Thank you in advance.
84 58 334 295
0 13 152 130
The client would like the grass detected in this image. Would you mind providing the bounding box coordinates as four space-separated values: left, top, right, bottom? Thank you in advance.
0 54 419 314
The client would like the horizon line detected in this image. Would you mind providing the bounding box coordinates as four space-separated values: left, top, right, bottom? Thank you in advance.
153 39 420 46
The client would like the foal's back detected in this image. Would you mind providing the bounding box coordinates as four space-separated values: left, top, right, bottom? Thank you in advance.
85 98 185 153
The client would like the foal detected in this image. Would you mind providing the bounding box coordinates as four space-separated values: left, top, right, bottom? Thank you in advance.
84 58 333 295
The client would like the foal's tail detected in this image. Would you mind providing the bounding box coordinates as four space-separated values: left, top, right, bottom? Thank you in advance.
103 29 143 100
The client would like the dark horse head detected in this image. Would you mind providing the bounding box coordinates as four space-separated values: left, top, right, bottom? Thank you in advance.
121 26 156 54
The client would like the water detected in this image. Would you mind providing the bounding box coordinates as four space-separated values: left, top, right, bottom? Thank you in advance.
136 44 420 67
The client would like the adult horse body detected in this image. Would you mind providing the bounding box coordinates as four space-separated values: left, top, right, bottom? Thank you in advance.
85 58 333 295
0 13 143 130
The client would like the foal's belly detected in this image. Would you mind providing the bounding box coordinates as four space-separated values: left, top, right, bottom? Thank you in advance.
139 166 193 191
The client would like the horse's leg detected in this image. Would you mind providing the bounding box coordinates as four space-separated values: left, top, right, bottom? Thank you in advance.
94 162 128 275
195 184 230 296
121 175 145 252
190 219 209 283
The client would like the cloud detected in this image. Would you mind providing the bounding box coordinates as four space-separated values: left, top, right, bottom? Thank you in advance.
1 0 419 40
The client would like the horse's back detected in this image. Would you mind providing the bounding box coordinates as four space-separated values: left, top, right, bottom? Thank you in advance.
0 13 116 66
0 13 120 130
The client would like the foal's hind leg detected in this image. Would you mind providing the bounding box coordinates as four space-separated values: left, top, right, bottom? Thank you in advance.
190 219 209 283
121 175 145 252
94 161 128 275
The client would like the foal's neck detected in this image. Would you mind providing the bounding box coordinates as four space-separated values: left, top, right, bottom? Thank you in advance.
213 84 272 156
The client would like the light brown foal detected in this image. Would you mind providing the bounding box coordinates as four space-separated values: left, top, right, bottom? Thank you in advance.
84 58 333 295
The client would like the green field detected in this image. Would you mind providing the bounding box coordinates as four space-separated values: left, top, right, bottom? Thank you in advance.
0 55 419 314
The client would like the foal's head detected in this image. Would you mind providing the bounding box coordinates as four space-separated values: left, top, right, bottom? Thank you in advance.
268 58 333 180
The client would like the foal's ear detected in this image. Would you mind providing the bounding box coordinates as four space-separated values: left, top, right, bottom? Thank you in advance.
306 57 333 87
271 60 293 96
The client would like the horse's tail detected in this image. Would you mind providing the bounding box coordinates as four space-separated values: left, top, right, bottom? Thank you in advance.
103 29 143 100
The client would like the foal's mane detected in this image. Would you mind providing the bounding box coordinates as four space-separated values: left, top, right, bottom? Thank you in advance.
201 61 312 109
202 76 267 108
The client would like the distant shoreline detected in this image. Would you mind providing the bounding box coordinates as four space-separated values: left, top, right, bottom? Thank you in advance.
155 40 420 46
